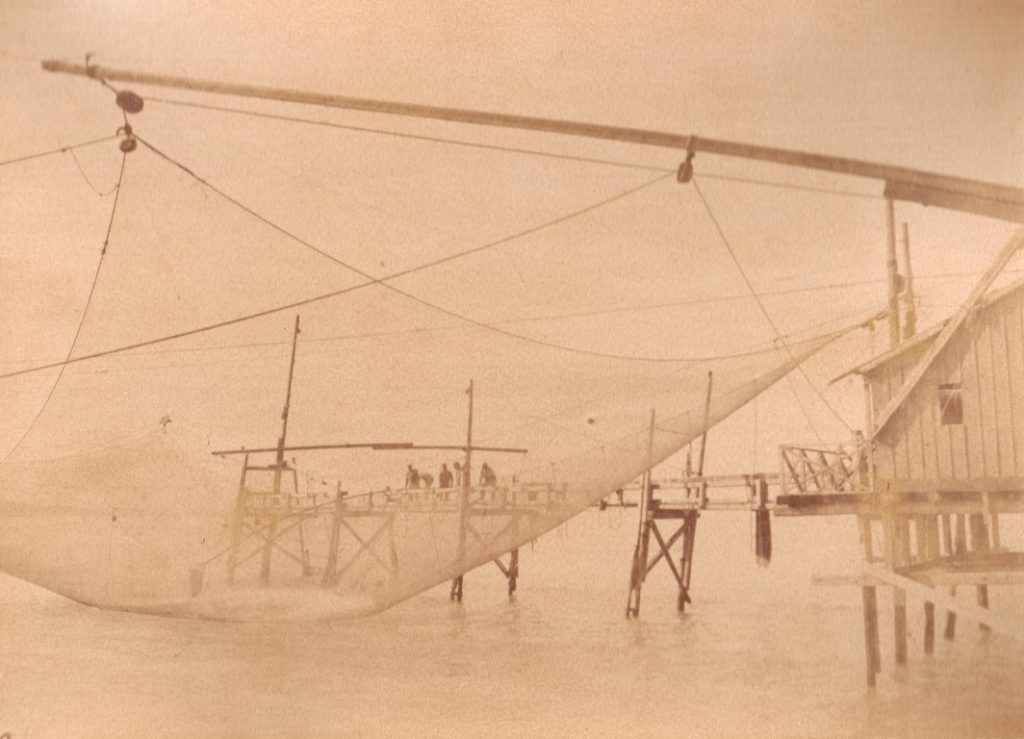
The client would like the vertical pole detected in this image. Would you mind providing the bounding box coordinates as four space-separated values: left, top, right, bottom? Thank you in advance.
946 514 967 639
859 515 881 682
696 372 713 507
626 409 656 618
451 379 474 602
262 316 301 587
894 582 908 665
508 547 519 597
970 513 991 632
322 491 345 586
226 453 250 584
862 586 880 686
886 198 901 347
679 511 698 612
901 222 916 339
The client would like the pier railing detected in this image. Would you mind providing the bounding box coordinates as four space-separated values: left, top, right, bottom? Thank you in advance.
779 440 869 496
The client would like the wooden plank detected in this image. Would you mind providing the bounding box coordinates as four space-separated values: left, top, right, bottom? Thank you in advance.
989 308 1016 475
906 387 928 481
962 337 986 478
922 363 942 481
975 314 1001 476
1003 297 1024 476
936 349 960 479
892 363 911 481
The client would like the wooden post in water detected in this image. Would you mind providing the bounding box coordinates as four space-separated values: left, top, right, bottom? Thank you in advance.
450 379 474 603
970 513 991 632
625 409 657 618
858 516 881 683
322 490 345 587
946 514 968 639
862 584 881 685
226 452 250 585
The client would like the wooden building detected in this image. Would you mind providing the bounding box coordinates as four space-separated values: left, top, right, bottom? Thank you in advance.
854 275 1024 493
776 272 1024 686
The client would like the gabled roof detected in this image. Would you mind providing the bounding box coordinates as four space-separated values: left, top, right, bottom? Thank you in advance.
835 273 1024 382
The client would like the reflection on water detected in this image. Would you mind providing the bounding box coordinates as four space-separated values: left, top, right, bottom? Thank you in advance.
1 513 1022 737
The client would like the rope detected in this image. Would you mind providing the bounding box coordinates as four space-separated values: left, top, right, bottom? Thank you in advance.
0 144 705 383
138 135 708 363
0 275 893 367
0 134 118 169
697 170 882 201
67 147 118 196
691 177 854 434
2 151 129 463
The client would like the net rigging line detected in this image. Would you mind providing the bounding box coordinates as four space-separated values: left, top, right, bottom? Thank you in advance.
137 134 704 361
0 280 891 367
0 145 704 384
1 150 129 464
0 134 119 169
690 176 855 436
67 147 119 197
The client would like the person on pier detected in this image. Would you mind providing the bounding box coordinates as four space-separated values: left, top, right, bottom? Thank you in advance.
453 461 464 488
479 462 497 487
405 464 420 489
438 463 453 489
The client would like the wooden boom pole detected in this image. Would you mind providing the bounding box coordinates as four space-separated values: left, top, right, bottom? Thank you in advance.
41 59 1024 223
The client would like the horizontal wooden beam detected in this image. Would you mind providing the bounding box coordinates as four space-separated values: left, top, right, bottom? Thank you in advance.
213 442 527 456
41 59 1024 222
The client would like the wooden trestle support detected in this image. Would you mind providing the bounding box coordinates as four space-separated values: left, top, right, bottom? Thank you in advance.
622 473 773 618
779 459 1024 687
626 480 700 617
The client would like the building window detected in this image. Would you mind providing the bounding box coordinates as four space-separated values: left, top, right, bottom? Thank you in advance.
939 383 963 425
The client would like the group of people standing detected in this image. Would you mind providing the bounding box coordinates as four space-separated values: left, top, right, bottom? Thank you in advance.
405 461 497 489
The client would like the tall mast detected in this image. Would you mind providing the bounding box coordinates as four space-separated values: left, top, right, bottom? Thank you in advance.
277 315 301 467
901 223 917 339
885 199 902 349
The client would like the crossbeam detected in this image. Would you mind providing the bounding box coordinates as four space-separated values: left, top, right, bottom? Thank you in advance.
212 442 527 456
41 59 1024 222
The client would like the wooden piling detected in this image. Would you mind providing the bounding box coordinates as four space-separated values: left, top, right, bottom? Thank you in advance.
858 515 881 685
924 601 935 654
862 585 881 685
894 587 908 665
970 513 992 632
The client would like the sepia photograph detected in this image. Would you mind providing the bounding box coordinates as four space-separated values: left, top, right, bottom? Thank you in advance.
1 1 1023 736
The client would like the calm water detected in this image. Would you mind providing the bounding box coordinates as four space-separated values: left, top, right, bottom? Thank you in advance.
1 512 1022 738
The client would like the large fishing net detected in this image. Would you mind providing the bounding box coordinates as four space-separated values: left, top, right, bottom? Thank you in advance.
0 329 841 620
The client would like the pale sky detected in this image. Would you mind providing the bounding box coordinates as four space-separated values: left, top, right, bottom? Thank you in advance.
1 1 1022 484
